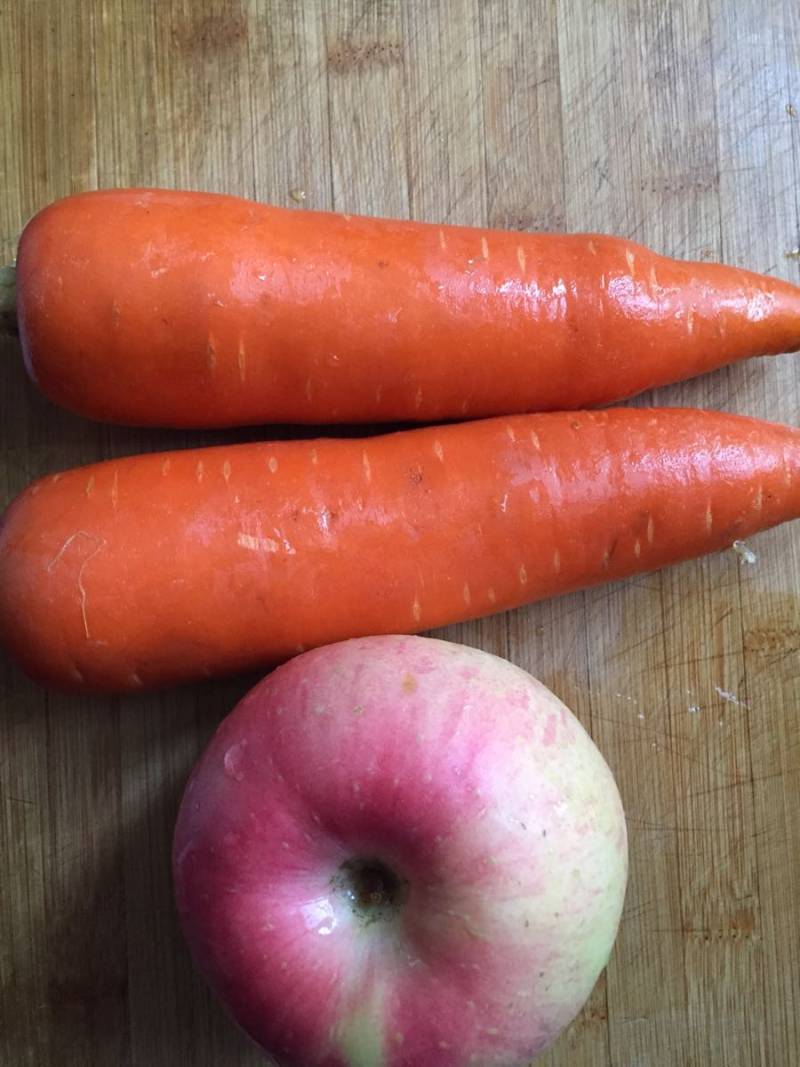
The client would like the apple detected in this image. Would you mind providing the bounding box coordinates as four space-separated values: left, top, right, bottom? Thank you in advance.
173 635 627 1066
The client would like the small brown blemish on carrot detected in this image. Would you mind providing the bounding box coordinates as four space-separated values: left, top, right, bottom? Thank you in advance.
110 471 119 508
195 460 205 483
206 337 217 370
647 515 655 544
268 456 279 474
161 457 171 476
237 337 247 381
433 439 444 462
222 460 232 483
518 564 528 585
480 236 489 260
412 596 422 622
85 475 95 497
517 245 526 272
438 228 447 251
463 583 472 605
362 451 372 483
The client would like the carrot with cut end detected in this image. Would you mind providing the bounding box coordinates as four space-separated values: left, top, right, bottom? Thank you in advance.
9 189 800 427
0 408 798 693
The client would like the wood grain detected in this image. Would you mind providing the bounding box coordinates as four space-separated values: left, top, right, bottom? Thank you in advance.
1 2 798 1065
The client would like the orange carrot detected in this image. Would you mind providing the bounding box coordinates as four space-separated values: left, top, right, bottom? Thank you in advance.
0 408 797 693
9 189 800 427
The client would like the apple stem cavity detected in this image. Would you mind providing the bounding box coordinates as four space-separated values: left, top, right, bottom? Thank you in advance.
333 857 409 927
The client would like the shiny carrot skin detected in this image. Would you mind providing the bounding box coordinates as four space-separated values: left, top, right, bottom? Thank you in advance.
14 189 800 427
0 409 798 694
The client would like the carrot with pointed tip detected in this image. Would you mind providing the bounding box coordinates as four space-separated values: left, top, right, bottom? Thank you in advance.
0 408 798 694
8 189 800 427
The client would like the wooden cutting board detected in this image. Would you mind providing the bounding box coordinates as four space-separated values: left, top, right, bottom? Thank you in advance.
1 2 798 1065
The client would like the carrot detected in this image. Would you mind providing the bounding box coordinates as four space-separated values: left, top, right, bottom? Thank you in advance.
9 189 800 428
0 408 797 693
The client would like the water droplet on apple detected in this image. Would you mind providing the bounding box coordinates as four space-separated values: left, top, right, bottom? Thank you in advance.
223 741 248 782
300 897 338 936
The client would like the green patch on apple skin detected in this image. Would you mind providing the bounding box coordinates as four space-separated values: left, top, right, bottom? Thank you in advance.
335 996 385 1067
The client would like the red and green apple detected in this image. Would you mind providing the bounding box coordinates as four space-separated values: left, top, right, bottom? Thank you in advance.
173 635 627 1065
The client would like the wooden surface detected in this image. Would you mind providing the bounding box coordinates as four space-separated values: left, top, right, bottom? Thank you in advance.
1 2 799 1065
